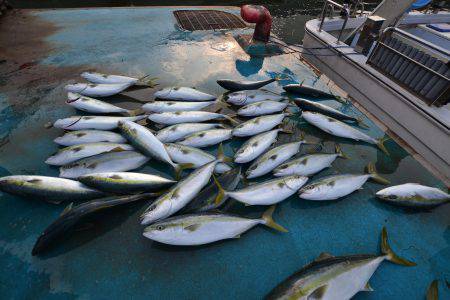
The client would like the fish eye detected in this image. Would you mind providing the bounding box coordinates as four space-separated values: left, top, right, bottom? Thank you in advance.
156 225 165 231
387 195 398 200
306 185 315 190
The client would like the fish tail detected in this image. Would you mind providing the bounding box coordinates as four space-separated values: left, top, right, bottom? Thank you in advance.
174 163 195 180
366 162 390 185
123 108 145 117
217 143 233 163
138 76 159 88
261 205 288 232
376 136 390 156
214 95 231 112
335 144 347 159
222 113 240 125
380 227 416 266
279 122 293 134
356 117 370 129
426 280 439 300
213 174 228 205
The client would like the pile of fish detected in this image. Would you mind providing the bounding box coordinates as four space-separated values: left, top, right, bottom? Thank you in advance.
1 71 448 299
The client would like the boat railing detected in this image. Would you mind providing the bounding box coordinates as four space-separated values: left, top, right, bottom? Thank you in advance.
318 0 350 42
367 27 449 107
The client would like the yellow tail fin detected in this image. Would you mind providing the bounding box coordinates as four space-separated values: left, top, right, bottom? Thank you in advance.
124 108 145 117
174 163 195 180
426 280 439 300
376 136 390 156
213 174 227 205
335 144 347 159
216 143 233 163
366 162 390 185
381 227 416 266
262 205 288 232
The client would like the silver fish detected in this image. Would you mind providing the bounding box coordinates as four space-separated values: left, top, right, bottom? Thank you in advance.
165 143 231 173
234 129 282 163
65 82 133 97
273 145 346 177
178 128 233 148
148 111 234 125
225 90 285 106
237 100 288 117
216 175 308 206
140 160 219 225
81 72 139 85
0 175 105 203
298 163 389 201
156 123 224 143
143 205 287 245
246 141 305 179
302 111 388 155
266 227 415 300
53 115 146 131
78 172 176 194
66 92 137 115
60 151 149 178
376 183 450 208
54 130 127 146
45 142 134 166
142 101 212 113
232 113 286 137
154 87 216 101
118 120 181 174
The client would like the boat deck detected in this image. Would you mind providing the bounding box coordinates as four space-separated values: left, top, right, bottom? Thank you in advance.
0 7 449 299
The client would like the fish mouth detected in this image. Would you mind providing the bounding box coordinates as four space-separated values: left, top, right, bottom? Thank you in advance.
66 94 81 104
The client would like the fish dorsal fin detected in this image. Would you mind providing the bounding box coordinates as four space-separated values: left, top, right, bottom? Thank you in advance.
361 282 374 292
184 224 200 232
60 202 73 216
308 285 328 300
110 146 126 153
315 252 334 262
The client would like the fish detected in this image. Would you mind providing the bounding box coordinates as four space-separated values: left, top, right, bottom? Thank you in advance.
265 227 415 300
65 82 133 97
246 141 306 179
180 167 242 213
232 113 286 137
66 92 140 116
165 143 231 173
53 115 147 131
143 205 287 246
178 128 233 148
283 84 335 98
32 193 158 255
237 100 288 117
294 98 365 127
234 129 283 164
54 130 127 146
81 71 139 85
298 162 389 201
273 144 346 177
224 90 285 106
302 111 389 155
0 175 105 203
140 160 219 225
45 142 134 166
426 280 439 300
156 123 225 143
154 87 216 101
215 175 308 206
142 101 213 113
59 151 149 178
118 120 187 176
78 172 176 194
375 183 450 208
148 111 235 125
217 78 276 91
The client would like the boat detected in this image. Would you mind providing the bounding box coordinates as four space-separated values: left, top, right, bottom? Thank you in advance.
302 0 450 183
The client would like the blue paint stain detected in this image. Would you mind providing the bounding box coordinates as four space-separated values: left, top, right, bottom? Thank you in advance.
0 7 448 300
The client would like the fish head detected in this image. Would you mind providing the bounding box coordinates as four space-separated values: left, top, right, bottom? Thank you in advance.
225 92 245 105
298 182 324 199
140 195 173 225
66 92 82 103
285 175 309 190
53 117 82 129
143 220 187 243
375 188 399 201
234 146 251 163
154 87 172 99
64 83 89 93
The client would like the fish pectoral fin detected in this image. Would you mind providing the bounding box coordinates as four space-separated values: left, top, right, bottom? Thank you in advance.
233 234 241 239
60 202 73 216
361 282 374 292
307 285 328 300
315 252 334 262
184 224 200 232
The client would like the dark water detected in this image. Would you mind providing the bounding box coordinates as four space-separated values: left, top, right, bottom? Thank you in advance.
7 0 326 43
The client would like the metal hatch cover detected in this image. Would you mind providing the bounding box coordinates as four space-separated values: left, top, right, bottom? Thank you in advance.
173 10 247 31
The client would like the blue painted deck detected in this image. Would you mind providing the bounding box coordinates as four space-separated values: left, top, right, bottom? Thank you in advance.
0 7 449 299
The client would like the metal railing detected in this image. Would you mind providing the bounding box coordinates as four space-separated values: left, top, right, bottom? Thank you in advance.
318 0 349 43
367 27 450 106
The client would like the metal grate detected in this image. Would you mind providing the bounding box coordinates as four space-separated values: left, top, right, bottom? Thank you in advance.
173 10 247 31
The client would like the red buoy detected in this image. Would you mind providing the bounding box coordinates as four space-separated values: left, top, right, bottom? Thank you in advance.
240 5 272 43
